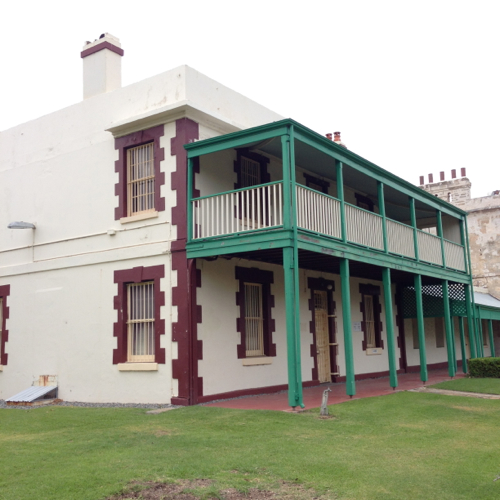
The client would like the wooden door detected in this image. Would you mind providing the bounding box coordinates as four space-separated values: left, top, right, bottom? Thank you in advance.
315 291 331 383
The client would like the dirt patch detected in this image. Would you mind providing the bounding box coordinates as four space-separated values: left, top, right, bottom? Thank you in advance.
107 479 332 500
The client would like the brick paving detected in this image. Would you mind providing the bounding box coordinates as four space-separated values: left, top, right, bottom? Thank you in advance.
204 368 466 411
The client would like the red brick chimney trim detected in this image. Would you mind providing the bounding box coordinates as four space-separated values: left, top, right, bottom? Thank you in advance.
81 41 124 58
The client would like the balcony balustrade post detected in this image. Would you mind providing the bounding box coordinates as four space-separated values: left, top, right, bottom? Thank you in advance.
488 319 495 357
458 316 468 373
442 280 456 377
382 267 398 388
336 161 347 243
281 134 292 231
459 217 468 273
414 274 428 383
340 258 355 396
437 210 446 268
410 197 419 262
465 283 477 358
187 156 194 242
377 182 389 254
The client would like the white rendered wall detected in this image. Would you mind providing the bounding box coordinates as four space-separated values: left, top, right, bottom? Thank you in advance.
0 63 285 403
0 255 175 403
197 258 403 397
404 316 467 368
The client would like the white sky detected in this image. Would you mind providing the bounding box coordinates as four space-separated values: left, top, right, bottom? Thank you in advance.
2 0 499 198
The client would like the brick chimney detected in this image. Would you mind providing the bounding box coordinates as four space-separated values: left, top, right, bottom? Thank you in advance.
81 33 123 99
333 131 347 148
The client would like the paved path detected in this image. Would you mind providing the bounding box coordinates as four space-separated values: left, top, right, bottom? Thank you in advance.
204 368 466 411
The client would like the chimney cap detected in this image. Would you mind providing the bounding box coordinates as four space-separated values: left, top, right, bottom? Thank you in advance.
81 33 123 57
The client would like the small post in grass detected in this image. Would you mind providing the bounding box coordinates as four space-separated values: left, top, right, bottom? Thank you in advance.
320 388 331 416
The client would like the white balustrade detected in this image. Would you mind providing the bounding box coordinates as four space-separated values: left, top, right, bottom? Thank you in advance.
417 230 442 265
295 186 341 239
345 204 384 250
192 182 283 239
387 219 415 258
444 240 466 271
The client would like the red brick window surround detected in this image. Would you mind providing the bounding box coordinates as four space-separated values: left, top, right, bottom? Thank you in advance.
235 267 276 359
0 285 10 366
113 266 165 364
359 283 384 350
114 125 165 220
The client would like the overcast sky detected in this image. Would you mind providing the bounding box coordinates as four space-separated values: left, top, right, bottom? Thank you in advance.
2 0 499 198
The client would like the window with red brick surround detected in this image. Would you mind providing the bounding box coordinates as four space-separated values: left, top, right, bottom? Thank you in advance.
235 267 276 358
359 283 384 350
114 125 165 220
113 266 165 364
0 285 10 366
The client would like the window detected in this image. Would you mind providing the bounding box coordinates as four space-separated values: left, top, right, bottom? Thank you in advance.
411 318 419 349
304 173 330 194
435 317 445 348
0 285 10 367
244 283 264 356
234 149 270 189
355 193 375 212
241 157 261 188
482 319 489 346
359 284 384 350
114 125 165 221
127 282 155 362
113 265 165 366
127 143 155 216
235 267 276 359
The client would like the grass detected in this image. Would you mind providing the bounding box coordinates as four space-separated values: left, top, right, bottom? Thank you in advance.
1 392 500 500
431 377 500 395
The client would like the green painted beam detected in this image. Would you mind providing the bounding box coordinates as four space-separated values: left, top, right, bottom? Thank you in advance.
185 124 289 158
296 233 470 284
488 319 495 358
340 258 356 396
186 230 293 259
458 316 468 373
382 267 398 388
414 274 428 383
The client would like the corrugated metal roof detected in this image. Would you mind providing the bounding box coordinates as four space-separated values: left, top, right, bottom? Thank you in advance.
6 385 57 402
474 292 500 309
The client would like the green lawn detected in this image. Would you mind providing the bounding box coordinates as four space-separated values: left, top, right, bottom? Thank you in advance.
431 377 500 395
1 392 500 500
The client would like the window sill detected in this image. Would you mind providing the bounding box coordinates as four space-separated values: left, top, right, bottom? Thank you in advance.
120 211 159 224
242 357 273 366
365 348 383 356
118 363 158 371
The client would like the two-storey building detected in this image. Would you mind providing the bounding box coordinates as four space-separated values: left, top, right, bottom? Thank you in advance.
0 35 484 407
